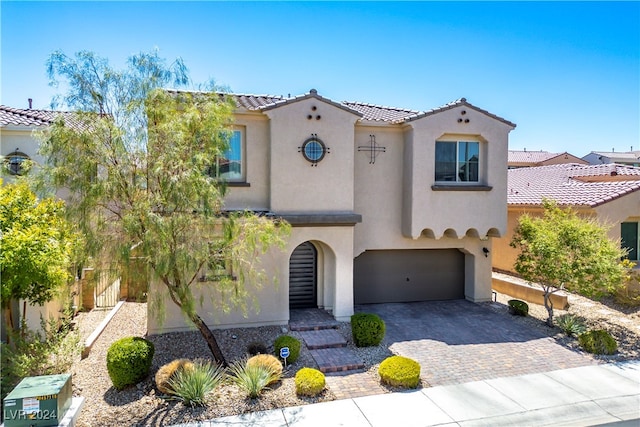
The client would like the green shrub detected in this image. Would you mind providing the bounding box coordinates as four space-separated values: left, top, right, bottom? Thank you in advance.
227 359 281 398
106 336 155 390
578 330 618 355
2 318 80 402
247 354 283 385
378 356 421 389
155 358 194 395
273 335 301 364
555 314 587 337
351 313 386 347
167 359 224 406
295 367 325 397
508 299 529 316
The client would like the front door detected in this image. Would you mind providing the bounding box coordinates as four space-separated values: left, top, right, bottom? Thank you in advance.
289 242 317 309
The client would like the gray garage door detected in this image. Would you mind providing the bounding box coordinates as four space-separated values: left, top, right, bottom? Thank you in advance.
289 242 317 309
354 249 464 304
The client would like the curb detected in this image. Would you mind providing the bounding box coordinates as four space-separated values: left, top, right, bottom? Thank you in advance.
81 300 125 359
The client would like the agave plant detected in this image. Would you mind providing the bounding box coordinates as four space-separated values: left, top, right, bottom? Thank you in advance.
227 358 281 398
167 359 225 406
555 313 587 337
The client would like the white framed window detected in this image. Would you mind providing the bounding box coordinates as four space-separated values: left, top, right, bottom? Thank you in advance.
435 140 479 183
210 129 244 181
621 222 639 261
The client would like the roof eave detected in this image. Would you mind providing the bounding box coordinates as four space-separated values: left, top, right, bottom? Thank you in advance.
260 89 363 118
403 98 516 128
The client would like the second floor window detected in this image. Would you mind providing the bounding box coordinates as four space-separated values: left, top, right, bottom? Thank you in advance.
435 141 479 183
212 130 243 181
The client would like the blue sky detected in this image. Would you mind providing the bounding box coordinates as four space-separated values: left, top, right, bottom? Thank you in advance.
2 1 638 156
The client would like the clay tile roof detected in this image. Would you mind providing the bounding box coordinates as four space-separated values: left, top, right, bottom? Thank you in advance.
508 163 640 208
0 105 87 130
233 94 287 110
508 150 560 164
341 101 419 122
165 90 514 127
402 98 516 128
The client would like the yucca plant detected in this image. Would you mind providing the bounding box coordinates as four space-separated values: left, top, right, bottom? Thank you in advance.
227 359 282 398
555 313 587 337
167 359 224 406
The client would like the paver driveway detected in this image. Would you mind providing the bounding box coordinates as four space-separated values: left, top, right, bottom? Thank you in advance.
355 300 598 386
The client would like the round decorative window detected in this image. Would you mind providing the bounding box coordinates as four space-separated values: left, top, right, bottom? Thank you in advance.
301 137 327 164
4 150 30 176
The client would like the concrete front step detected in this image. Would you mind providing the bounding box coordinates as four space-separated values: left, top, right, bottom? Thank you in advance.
289 308 340 331
300 329 347 349
310 347 365 373
289 320 340 332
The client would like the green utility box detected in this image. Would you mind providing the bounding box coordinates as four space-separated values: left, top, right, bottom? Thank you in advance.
3 374 72 427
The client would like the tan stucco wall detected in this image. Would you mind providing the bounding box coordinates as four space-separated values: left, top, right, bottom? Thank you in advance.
147 225 356 334
265 98 360 214
594 192 640 243
402 106 513 239
222 114 271 211
353 124 495 302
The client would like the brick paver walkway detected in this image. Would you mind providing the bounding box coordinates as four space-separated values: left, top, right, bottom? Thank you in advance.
325 370 386 400
357 300 598 387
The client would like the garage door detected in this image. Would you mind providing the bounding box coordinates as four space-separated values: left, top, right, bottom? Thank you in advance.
354 249 464 304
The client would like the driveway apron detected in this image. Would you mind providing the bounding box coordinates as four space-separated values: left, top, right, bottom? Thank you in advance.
355 300 597 386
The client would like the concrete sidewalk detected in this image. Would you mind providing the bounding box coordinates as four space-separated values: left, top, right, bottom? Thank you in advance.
170 361 640 427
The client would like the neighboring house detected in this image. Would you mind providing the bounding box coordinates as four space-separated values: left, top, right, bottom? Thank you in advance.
0 104 84 335
508 150 587 169
583 150 640 167
493 163 640 275
150 90 516 333
0 104 62 178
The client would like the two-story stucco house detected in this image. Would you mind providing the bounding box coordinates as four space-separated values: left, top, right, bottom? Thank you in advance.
144 89 516 333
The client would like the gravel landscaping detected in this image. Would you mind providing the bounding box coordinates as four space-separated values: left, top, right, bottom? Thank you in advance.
69 288 639 427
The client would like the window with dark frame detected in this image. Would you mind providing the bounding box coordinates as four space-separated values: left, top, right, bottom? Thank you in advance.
621 222 639 261
435 141 479 183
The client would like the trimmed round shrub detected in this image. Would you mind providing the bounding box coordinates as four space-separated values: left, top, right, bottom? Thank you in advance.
508 299 529 316
247 341 268 356
295 367 325 397
247 354 283 385
578 330 618 355
106 336 155 390
155 358 194 395
274 335 301 364
378 356 421 389
351 313 385 347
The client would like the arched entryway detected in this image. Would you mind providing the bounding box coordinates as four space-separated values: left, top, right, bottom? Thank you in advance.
289 241 318 309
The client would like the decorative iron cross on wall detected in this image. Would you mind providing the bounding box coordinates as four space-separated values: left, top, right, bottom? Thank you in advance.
358 134 386 164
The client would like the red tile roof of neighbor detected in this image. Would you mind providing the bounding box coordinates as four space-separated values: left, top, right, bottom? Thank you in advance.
509 150 562 163
0 105 87 130
508 163 640 208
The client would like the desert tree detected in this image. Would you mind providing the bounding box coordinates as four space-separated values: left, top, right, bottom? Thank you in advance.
510 199 627 326
0 180 80 333
38 50 290 364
